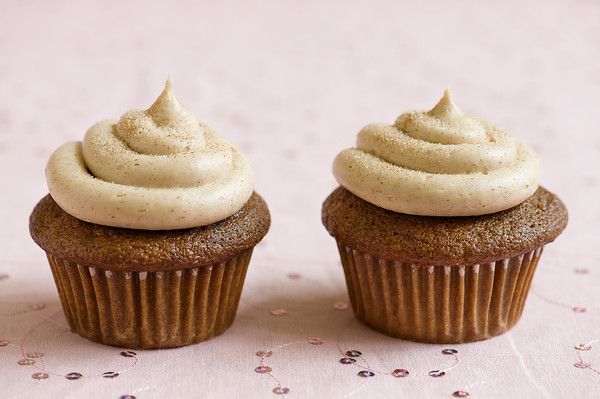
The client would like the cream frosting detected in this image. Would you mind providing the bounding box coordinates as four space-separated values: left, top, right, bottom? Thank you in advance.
46 80 254 230
332 90 540 216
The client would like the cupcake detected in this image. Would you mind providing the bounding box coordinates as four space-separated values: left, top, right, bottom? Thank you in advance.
30 80 270 349
322 91 567 343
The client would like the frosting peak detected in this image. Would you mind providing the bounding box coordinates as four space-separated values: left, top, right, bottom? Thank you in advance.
333 91 540 217
46 80 254 230
147 79 196 127
116 80 205 156
396 90 489 145
427 89 458 116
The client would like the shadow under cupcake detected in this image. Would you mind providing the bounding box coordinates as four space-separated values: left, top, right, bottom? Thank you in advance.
322 90 567 343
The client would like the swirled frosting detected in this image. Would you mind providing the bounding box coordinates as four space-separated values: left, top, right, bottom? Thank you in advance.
333 90 540 216
46 80 254 230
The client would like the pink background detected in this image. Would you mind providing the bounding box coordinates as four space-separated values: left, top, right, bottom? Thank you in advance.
1 1 599 398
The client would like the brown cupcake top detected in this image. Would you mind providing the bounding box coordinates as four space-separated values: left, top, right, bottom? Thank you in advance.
30 193 270 272
322 186 567 266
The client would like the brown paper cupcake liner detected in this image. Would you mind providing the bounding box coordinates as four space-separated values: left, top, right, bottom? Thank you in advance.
336 242 544 343
46 250 253 349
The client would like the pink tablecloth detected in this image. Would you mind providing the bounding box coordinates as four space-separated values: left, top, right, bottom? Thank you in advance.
1 1 599 397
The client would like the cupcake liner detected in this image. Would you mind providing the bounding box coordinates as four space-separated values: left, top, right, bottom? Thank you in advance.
46 250 253 349
336 242 544 343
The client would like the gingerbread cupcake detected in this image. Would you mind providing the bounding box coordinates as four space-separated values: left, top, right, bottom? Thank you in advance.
322 91 567 343
30 80 270 349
